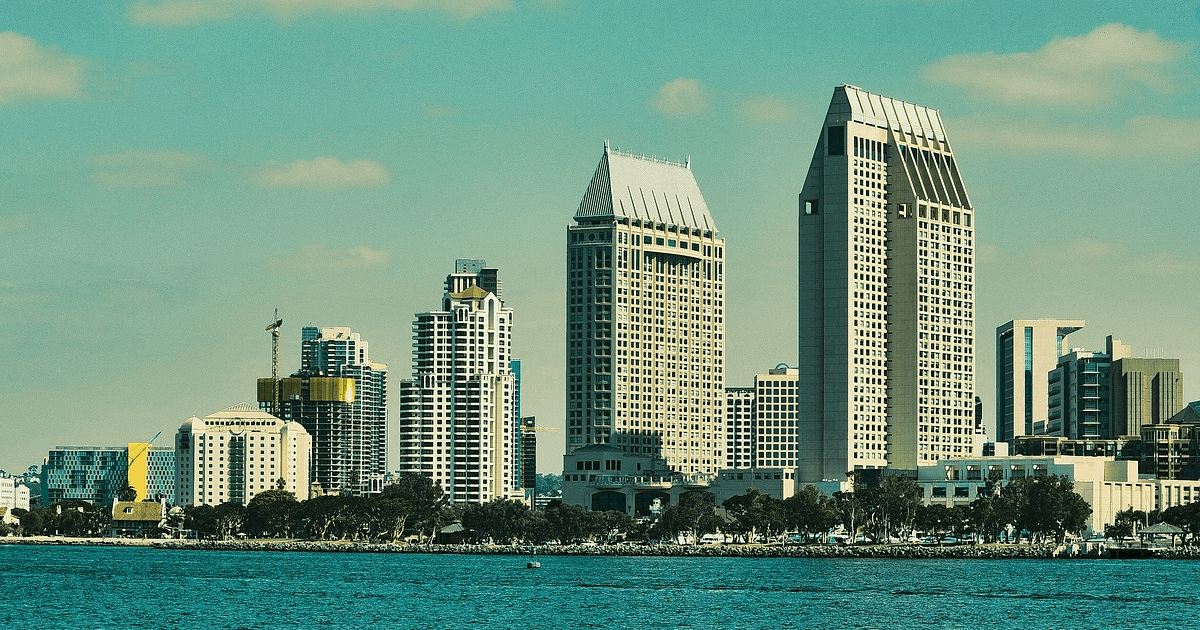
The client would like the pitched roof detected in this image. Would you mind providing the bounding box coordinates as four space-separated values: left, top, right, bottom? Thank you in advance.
112 501 164 523
450 285 491 300
575 145 716 231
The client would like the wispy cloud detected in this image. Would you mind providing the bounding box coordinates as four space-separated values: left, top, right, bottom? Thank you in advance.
736 95 797 123
255 157 390 189
651 78 709 117
265 244 392 274
131 0 511 25
988 238 1200 277
951 114 1200 158
90 151 215 188
925 23 1192 107
0 32 85 105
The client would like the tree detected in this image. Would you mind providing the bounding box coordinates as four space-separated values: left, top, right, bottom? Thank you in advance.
212 502 246 539
1162 502 1200 544
244 490 300 538
542 500 588 543
381 474 449 543
783 486 840 542
117 486 138 502
300 494 352 540
723 489 785 543
1023 476 1091 544
460 499 533 544
659 491 719 544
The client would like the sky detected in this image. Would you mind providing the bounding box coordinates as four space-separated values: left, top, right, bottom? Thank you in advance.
3 0 1200 476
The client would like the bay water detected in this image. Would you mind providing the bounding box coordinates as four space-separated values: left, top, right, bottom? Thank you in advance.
4 544 1198 629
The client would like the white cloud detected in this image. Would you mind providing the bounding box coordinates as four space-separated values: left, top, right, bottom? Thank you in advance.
265 243 392 274
951 114 1200 158
130 0 246 25
0 32 84 105
131 0 510 25
736 95 797 123
925 23 1192 107
90 151 215 188
256 157 390 189
994 238 1200 278
651 78 709 117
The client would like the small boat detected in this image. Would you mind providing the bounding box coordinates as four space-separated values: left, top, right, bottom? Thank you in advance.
526 544 540 569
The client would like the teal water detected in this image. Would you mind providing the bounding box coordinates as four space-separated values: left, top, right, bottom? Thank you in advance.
3 545 1199 629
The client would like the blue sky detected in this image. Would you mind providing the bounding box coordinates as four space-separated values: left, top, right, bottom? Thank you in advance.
3 0 1199 475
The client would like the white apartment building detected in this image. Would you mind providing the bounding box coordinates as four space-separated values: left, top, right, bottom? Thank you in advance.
568 143 726 475
0 475 31 513
798 85 978 482
175 403 312 506
397 260 520 503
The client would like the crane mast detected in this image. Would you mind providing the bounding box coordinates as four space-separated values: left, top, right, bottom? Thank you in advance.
266 309 283 413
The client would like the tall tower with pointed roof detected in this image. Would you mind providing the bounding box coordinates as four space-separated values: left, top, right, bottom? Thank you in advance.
798 85 977 482
567 144 726 475
397 260 520 503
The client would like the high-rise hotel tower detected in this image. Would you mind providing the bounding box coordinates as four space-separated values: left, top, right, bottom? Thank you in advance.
567 143 726 475
798 85 977 482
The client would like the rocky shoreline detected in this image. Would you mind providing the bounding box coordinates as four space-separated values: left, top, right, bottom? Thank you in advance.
7 536 1199 559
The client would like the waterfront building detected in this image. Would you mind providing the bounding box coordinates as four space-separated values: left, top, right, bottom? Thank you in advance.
995 319 1085 444
560 444 794 516
174 403 311 506
0 475 31 512
41 444 175 506
1137 405 1200 480
798 85 978 481
917 454 1200 535
567 143 726 475
397 260 520 503
725 387 755 469
260 326 388 496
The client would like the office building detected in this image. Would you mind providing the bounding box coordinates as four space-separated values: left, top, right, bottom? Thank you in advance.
797 85 977 481
175 403 312 506
260 326 388 496
568 143 726 474
397 260 520 503
754 366 800 468
1111 353 1184 438
1048 348 1114 439
995 319 1085 444
725 387 755 469
41 444 175 506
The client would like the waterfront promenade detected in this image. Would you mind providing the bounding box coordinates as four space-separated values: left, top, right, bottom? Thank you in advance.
5 535 1198 559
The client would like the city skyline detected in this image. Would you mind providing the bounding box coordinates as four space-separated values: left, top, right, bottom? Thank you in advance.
4 3 1200 474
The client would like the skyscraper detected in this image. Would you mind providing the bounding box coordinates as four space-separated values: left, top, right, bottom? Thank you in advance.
995 319 1084 443
567 143 726 474
259 326 388 496
798 85 977 482
397 260 520 503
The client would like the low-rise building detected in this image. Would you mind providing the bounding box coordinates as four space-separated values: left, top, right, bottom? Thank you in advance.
918 455 1200 535
561 445 795 516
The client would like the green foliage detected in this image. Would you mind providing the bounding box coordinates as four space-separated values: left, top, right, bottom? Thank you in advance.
963 474 1092 544
244 490 299 538
658 491 720 544
116 486 138 502
535 474 563 496
723 489 786 543
782 486 840 541
1161 502 1200 544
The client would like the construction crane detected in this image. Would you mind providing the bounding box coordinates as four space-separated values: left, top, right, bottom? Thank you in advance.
266 308 283 413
